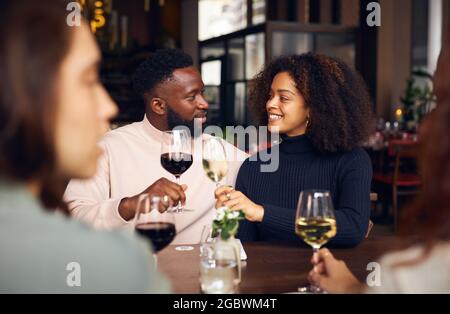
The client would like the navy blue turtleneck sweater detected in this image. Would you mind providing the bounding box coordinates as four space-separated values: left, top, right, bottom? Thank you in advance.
236 134 372 248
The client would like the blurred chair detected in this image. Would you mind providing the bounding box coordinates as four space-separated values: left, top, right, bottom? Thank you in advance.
373 141 421 231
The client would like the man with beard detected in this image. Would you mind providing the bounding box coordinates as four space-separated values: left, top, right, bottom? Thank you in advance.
64 49 247 245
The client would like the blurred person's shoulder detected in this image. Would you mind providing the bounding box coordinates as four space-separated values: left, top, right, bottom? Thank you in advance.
42 213 170 293
0 194 169 293
369 243 450 293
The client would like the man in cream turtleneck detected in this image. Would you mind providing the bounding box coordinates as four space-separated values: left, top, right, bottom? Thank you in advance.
64 49 247 245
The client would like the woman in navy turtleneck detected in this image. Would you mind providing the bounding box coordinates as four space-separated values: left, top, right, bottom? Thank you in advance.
215 53 375 248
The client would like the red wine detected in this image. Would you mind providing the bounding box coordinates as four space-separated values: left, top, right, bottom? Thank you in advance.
136 222 176 253
160 153 193 177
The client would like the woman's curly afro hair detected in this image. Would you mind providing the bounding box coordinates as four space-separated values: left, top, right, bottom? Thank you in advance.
249 53 375 153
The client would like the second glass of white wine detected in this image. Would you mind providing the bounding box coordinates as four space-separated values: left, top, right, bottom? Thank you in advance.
202 137 228 187
295 190 337 293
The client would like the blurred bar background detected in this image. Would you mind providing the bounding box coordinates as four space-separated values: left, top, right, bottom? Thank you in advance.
75 0 449 227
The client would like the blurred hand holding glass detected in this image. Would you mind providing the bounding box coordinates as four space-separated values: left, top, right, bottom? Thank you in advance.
295 190 336 293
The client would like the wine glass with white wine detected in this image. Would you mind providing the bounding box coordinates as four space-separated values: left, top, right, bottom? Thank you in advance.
295 190 336 293
202 137 228 187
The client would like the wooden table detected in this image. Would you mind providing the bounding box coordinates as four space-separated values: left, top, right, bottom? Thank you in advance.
158 235 403 293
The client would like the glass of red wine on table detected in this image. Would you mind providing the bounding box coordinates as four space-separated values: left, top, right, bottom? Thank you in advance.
160 129 193 213
134 194 176 265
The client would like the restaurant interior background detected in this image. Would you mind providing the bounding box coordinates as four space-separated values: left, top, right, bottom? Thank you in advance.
78 0 450 231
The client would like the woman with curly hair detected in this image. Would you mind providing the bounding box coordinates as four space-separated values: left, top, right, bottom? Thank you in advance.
308 38 450 293
215 53 375 247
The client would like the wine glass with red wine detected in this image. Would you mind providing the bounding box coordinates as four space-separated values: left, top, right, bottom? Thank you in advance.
160 129 193 213
134 194 176 259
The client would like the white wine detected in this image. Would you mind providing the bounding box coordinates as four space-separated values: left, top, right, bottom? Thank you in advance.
295 217 337 248
203 159 228 184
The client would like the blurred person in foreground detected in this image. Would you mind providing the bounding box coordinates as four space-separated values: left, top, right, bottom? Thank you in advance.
0 0 169 293
308 38 450 293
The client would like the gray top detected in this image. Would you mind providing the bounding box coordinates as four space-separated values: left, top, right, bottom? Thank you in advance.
0 180 170 293
367 243 450 294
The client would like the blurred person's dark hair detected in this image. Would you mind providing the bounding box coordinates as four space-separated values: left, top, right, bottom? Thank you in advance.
131 48 194 101
399 35 450 261
249 53 376 153
0 0 72 213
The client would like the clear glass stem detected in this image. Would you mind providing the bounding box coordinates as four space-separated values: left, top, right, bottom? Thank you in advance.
311 246 322 293
175 176 182 213
153 253 158 269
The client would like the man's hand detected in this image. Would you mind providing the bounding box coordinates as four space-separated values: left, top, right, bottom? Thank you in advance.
214 186 264 222
119 178 187 221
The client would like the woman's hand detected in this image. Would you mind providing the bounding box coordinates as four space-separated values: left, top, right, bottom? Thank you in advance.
307 248 363 294
214 186 264 222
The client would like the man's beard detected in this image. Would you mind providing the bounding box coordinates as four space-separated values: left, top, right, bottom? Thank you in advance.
167 106 204 138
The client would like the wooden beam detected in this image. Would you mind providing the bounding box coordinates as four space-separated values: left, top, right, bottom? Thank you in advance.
277 0 289 21
296 0 309 23
247 0 253 25
341 0 360 26
181 0 198 66
357 0 378 108
320 0 333 24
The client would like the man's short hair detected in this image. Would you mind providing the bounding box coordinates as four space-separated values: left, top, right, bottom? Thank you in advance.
132 48 194 99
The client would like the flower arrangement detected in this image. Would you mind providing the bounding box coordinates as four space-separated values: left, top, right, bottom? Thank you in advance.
212 207 245 240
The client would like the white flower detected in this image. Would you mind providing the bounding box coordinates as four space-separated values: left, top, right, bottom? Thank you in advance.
214 207 226 221
214 207 242 222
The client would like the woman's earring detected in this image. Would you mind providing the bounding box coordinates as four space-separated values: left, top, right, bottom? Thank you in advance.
306 118 310 130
